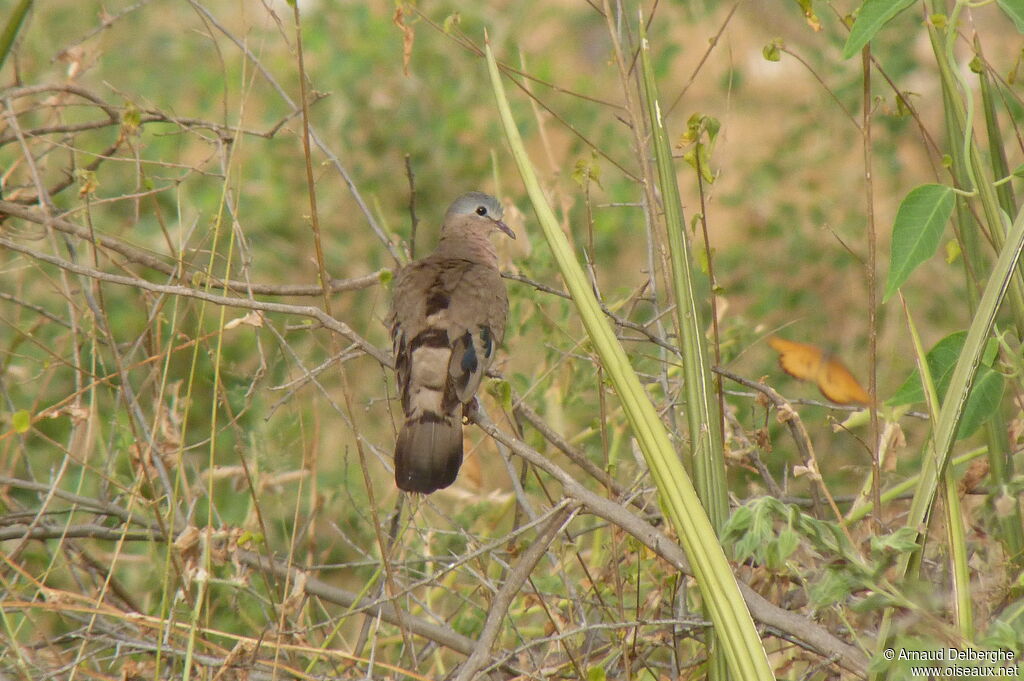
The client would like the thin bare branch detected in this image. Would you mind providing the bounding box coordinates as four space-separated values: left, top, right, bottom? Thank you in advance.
0 234 391 367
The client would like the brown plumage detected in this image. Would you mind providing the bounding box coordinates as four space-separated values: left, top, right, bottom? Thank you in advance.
387 192 514 493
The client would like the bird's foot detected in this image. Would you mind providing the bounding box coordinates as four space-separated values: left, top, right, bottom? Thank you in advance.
464 397 481 422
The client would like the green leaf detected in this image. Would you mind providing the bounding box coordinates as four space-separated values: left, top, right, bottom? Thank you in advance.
888 331 1005 439
766 529 799 570
683 146 714 184
870 527 921 557
122 103 141 131
237 531 265 546
842 0 917 59
762 39 782 62
883 184 955 302
489 378 513 412
680 114 719 185
12 409 30 433
722 505 760 562
982 336 999 367
487 40 770 681
998 0 1024 33
724 498 853 570
895 92 913 118
889 332 964 405
960 368 1005 439
944 239 961 264
808 568 861 607
571 153 603 189
442 13 461 33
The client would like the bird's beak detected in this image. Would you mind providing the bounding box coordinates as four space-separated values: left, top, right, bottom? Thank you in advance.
494 219 516 239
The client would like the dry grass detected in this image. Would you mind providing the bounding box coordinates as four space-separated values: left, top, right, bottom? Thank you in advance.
1 1 1022 679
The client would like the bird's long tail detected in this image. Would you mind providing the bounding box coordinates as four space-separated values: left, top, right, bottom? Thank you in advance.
394 411 463 493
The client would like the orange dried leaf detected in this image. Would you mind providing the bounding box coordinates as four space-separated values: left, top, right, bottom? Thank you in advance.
768 336 871 405
393 6 414 77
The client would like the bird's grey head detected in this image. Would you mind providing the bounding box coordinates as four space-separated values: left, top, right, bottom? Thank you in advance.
445 192 515 239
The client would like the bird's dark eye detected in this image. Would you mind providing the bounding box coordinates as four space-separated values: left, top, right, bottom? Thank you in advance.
475 206 487 216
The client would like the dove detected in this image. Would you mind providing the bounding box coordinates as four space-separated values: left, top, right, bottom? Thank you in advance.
388 192 515 493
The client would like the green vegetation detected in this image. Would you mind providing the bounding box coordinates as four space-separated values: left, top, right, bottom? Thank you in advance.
1 1 1022 679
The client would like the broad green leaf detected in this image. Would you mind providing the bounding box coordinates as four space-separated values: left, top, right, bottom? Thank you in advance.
959 368 1005 439
889 331 966 404
998 0 1024 33
842 0 917 59
888 331 1005 439
883 184 955 302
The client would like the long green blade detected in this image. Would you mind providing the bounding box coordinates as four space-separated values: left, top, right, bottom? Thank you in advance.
486 41 773 681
